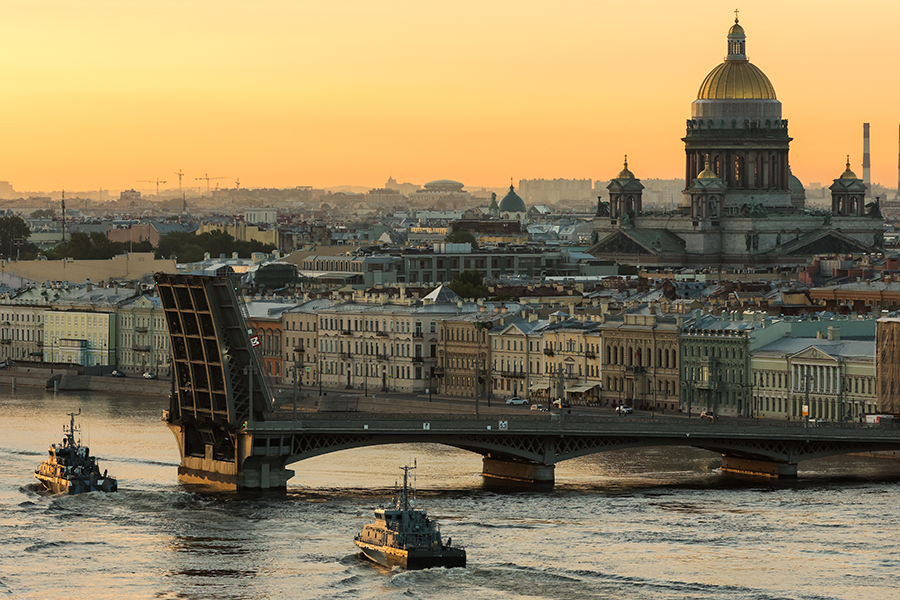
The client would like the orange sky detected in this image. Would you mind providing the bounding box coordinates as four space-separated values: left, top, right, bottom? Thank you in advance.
1 1 899 194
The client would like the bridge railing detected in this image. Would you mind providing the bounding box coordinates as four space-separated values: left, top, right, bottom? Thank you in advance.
248 412 900 439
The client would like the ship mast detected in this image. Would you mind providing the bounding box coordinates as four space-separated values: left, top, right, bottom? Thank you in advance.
64 409 82 447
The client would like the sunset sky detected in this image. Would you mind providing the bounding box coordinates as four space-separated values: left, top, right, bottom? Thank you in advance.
1 1 898 194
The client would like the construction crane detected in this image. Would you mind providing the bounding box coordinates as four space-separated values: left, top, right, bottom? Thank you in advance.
235 177 241 190
174 169 185 198
138 178 167 197
195 173 228 196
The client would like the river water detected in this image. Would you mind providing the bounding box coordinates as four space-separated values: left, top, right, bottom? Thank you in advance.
2 387 900 600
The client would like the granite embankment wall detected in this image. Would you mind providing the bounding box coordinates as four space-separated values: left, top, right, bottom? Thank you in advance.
0 364 170 396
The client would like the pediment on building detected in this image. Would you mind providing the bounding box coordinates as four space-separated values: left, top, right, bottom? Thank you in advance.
789 346 837 362
782 229 874 256
589 231 653 256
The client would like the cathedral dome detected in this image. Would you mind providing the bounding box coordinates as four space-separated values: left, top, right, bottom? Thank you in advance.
697 62 776 100
498 185 526 212
696 17 777 100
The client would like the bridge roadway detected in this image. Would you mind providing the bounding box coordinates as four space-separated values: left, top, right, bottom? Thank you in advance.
231 409 900 488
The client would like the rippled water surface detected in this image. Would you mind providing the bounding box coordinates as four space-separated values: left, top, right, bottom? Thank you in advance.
2 388 900 600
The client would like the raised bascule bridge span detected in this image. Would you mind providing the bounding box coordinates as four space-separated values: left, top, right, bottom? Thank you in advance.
156 273 900 490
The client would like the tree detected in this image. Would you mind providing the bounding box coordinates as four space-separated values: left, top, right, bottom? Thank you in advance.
0 215 39 259
444 231 478 249
46 232 152 260
448 270 489 299
29 209 55 219
156 230 276 262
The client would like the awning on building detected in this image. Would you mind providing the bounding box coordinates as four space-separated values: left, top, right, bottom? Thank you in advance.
565 383 599 394
529 383 550 391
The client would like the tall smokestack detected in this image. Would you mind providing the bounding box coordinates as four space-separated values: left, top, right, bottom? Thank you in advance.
896 124 900 200
863 122 871 197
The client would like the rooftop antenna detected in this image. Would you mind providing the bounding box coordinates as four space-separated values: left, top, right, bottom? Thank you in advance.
61 190 66 244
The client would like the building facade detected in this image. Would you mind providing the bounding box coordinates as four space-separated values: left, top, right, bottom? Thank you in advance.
600 310 681 411
118 295 170 375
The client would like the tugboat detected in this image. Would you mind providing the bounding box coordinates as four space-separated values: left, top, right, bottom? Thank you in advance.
34 410 117 494
355 463 465 570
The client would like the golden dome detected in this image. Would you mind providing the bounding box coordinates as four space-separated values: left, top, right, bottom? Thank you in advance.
697 61 777 100
697 155 718 179
617 156 635 179
840 156 858 180
697 17 777 100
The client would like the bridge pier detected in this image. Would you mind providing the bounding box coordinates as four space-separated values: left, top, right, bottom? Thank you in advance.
720 456 798 478
168 422 295 490
236 456 295 490
482 457 555 484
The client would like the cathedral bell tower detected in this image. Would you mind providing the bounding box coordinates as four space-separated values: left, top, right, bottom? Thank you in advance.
606 157 644 227
830 157 867 217
685 156 727 224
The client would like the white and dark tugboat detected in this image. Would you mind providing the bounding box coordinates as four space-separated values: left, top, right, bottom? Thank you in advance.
34 410 117 495
355 463 465 570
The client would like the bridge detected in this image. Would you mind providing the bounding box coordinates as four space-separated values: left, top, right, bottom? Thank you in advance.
156 273 900 490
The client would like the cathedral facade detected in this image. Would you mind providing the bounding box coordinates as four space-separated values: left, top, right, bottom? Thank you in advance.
588 18 882 268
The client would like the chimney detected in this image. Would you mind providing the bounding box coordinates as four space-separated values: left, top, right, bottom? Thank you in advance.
85 279 92 292
863 122 872 198
828 326 840 341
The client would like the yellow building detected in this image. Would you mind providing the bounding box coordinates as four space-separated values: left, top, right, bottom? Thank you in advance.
44 310 115 366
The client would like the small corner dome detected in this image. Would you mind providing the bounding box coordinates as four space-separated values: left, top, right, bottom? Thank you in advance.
616 158 635 180
839 158 858 180
498 185 526 212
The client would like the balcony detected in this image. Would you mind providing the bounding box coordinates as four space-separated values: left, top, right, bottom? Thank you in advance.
433 367 444 375
375 353 390 361
293 347 305 354
624 365 645 376
412 332 424 339
0 339 10 345
133 345 151 352
412 356 424 364
543 348 555 357
375 331 388 337
340 352 353 360
585 352 597 360
340 330 352 336
501 371 527 379
135 326 149 333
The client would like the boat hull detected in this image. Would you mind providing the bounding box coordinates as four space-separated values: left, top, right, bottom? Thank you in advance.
35 471 117 495
355 541 466 570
